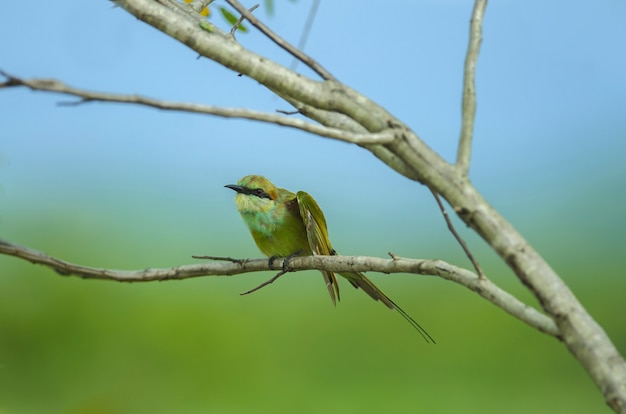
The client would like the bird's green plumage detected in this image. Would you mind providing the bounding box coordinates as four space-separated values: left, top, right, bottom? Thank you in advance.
226 175 435 343
229 176 311 256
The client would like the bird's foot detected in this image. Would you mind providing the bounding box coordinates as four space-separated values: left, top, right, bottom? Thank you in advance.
267 255 280 270
281 249 305 272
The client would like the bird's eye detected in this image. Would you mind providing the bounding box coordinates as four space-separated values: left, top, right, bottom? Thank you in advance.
253 188 271 200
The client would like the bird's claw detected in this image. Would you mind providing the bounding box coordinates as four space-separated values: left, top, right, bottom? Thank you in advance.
268 255 280 270
281 249 305 272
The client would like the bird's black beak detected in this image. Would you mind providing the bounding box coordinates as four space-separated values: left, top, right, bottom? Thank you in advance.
225 184 247 194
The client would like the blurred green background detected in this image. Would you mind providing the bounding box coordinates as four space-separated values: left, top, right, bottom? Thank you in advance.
3 178 625 414
1 1 626 413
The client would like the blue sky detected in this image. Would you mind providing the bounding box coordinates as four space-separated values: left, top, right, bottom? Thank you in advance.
1 0 625 263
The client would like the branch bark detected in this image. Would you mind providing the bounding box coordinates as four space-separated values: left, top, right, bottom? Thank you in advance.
456 0 487 174
0 71 393 145
225 0 335 80
0 238 559 338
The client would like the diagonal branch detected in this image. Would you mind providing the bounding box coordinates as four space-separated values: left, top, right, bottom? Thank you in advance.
0 238 559 337
429 187 486 279
230 3 259 37
225 0 336 81
290 0 320 71
0 70 392 145
456 0 487 175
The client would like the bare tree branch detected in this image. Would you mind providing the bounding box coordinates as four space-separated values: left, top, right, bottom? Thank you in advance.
3 0 625 409
456 0 487 174
230 3 259 37
0 238 559 337
290 0 320 71
157 0 203 20
225 0 336 81
185 0 214 15
0 70 393 145
429 187 486 279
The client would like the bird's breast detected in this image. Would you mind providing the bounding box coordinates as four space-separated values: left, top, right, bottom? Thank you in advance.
240 206 310 257
241 208 282 237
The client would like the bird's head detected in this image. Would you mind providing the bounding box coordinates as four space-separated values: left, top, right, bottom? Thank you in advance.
225 175 279 213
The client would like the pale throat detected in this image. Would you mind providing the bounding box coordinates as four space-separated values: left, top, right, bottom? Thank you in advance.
237 195 284 237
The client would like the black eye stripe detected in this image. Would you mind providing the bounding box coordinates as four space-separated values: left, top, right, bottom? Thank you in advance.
250 188 272 200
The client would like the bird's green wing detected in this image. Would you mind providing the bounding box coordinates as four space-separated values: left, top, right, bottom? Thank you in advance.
295 193 434 342
296 191 340 305
296 191 331 253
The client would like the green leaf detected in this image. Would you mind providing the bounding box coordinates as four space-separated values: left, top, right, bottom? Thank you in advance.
199 20 215 33
219 7 248 33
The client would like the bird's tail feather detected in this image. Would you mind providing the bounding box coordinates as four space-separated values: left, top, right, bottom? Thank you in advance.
339 271 436 344
322 271 340 306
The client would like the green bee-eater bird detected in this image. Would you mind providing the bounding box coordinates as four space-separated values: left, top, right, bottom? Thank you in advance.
226 175 434 343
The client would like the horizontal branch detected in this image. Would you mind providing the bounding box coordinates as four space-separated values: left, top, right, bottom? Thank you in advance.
0 238 559 337
0 70 393 145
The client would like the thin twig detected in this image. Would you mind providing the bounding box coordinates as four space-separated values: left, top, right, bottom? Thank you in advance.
456 0 487 175
240 269 288 295
191 255 247 264
230 3 259 37
0 238 558 337
0 71 392 145
225 0 336 81
429 188 486 279
290 0 320 71
276 109 300 115
195 254 289 295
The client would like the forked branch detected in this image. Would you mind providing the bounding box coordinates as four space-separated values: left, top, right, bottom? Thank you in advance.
225 0 335 81
429 188 485 279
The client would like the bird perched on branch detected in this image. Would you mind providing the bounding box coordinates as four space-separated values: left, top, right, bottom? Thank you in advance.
226 174 434 343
